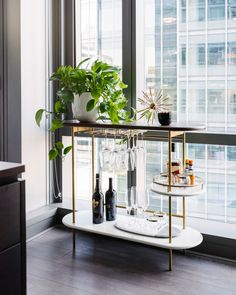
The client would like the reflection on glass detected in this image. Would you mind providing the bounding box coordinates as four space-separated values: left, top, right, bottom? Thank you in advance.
145 141 236 224
76 0 122 66
136 0 236 131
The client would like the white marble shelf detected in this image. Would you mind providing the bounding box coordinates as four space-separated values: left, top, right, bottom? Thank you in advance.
63 211 203 250
151 182 205 197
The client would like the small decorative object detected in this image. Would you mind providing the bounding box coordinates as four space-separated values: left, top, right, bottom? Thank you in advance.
137 88 171 124
158 111 172 126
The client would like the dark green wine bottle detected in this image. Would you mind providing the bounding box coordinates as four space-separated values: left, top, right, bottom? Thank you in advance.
92 174 104 224
105 178 117 221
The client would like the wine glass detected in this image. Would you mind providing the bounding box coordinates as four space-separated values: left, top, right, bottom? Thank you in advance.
111 131 121 171
137 189 150 219
126 135 135 171
100 131 112 171
132 134 138 168
118 142 128 172
125 186 137 217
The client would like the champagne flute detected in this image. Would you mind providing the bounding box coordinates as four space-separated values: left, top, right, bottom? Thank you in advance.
127 135 135 171
100 130 112 171
137 189 150 219
125 186 137 217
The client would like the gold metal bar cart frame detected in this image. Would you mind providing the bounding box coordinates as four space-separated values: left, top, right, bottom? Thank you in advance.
65 120 205 271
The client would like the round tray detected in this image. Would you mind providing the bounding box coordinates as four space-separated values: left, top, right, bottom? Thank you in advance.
153 174 203 188
151 182 205 197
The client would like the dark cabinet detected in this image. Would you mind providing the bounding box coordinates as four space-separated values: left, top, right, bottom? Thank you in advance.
0 162 26 295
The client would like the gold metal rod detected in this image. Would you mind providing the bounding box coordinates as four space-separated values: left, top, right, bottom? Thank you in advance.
182 132 186 229
168 131 172 244
91 128 95 193
72 127 76 224
182 132 186 172
183 197 186 229
169 249 173 271
73 229 76 251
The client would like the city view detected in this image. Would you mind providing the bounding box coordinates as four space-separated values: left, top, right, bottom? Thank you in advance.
62 0 236 226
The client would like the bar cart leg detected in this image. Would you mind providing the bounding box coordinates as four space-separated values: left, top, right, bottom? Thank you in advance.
73 229 76 251
169 249 173 271
91 128 95 192
182 132 186 230
183 198 186 229
72 127 76 251
168 131 172 271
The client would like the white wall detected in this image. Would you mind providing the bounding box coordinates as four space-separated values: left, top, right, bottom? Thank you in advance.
21 0 48 212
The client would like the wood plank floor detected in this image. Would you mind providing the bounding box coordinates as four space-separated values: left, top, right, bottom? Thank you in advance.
27 226 236 295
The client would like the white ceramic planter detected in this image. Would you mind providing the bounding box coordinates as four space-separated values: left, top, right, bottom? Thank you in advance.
72 92 98 123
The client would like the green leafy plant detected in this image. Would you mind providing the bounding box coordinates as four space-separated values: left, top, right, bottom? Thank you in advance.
35 58 132 160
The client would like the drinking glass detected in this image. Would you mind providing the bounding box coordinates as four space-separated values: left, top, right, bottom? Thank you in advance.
118 143 128 172
125 186 137 216
137 189 150 219
100 132 112 171
127 136 135 171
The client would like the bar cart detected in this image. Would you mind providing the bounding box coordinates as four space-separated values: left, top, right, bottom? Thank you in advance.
62 120 205 271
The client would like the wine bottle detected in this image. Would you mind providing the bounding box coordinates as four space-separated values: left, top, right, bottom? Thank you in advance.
105 178 117 221
92 173 104 224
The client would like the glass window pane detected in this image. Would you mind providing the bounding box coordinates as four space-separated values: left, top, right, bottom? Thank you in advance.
76 0 122 66
145 142 236 224
136 0 236 131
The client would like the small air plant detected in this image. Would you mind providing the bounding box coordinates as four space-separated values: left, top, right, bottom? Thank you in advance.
137 88 172 124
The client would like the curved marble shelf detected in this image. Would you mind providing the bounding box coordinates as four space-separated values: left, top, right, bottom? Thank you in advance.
63 211 203 250
151 182 205 197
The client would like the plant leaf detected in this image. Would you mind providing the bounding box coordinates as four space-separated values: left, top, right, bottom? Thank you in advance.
55 141 64 150
54 100 66 113
119 81 128 89
77 57 91 68
57 89 74 103
99 102 107 113
35 109 45 127
49 148 58 160
91 89 101 100
86 99 96 112
50 118 63 131
63 146 72 155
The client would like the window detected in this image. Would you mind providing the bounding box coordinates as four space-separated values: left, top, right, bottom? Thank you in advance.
208 0 225 21
62 0 236 232
228 0 236 19
181 46 186 66
62 0 124 203
198 45 205 65
146 142 236 223
228 42 236 64
76 0 122 66
208 43 225 65
136 0 236 228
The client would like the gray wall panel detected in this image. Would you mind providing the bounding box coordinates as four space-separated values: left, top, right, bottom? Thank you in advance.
4 0 21 162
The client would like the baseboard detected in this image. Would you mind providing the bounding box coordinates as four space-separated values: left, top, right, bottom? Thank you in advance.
190 233 236 261
26 206 58 239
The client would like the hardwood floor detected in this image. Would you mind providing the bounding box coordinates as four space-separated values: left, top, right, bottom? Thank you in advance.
27 226 236 295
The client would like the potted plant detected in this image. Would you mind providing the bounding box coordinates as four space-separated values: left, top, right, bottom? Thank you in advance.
35 58 131 160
